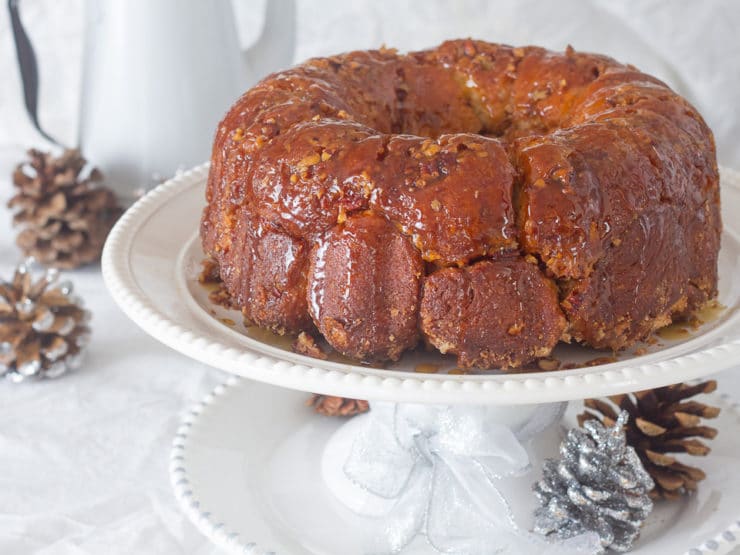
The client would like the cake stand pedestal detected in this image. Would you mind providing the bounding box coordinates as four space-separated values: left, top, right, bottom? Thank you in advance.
319 401 578 553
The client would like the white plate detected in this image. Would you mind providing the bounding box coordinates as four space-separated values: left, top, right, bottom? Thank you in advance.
102 163 740 404
170 377 740 555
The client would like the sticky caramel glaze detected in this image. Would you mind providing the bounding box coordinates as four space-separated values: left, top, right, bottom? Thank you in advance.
307 213 423 360
561 205 689 348
201 39 720 368
217 212 312 334
420 257 566 369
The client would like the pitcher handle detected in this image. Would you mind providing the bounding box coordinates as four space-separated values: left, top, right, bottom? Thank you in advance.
8 0 62 145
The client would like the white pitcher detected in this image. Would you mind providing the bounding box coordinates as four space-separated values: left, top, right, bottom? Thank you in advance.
10 0 295 198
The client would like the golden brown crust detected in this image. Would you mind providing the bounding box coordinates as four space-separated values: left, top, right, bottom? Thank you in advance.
201 39 720 369
420 256 566 369
307 213 422 360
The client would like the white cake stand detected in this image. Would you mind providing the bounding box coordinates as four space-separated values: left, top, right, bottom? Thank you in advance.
103 164 740 554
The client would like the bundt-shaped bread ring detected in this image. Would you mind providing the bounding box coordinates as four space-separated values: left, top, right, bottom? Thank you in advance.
201 39 720 369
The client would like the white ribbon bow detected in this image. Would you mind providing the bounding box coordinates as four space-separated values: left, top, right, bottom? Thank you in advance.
343 402 600 555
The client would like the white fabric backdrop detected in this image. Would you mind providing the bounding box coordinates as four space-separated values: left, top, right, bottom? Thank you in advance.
1 1 739 553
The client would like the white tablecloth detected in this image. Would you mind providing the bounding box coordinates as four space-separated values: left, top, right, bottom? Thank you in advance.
1 1 739 553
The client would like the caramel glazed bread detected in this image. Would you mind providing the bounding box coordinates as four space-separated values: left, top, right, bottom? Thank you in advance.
201 39 720 370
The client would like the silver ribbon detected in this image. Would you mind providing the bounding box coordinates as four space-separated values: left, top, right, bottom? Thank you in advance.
343 402 601 554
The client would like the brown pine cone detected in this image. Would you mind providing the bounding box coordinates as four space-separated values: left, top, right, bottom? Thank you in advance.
8 149 122 269
307 394 369 417
0 260 90 381
578 380 720 500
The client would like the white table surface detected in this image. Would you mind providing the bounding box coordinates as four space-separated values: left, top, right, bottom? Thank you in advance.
1 1 739 553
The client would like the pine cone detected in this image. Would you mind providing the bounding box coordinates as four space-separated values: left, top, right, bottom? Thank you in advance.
307 394 369 417
0 259 90 382
578 381 720 501
8 149 122 269
534 411 654 553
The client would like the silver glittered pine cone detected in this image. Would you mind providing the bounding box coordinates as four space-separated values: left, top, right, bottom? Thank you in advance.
0 259 91 382
533 411 655 553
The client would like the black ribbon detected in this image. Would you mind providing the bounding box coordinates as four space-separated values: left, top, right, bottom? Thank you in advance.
8 0 62 145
